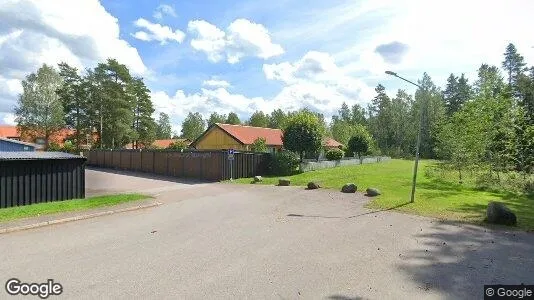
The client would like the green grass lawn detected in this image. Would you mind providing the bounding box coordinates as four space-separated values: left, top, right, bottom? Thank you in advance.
0 194 149 223
232 159 534 230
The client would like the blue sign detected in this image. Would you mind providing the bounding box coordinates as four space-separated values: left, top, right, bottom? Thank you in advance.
228 149 235 154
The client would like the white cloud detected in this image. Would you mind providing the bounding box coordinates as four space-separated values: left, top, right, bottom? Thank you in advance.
263 51 375 116
2 113 16 125
0 0 146 114
133 18 185 45
187 18 284 63
151 87 267 124
202 79 230 88
187 20 227 62
150 50 375 130
153 4 177 20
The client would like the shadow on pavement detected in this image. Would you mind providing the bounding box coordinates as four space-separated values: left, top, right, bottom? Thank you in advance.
286 202 412 220
397 222 534 299
86 166 210 185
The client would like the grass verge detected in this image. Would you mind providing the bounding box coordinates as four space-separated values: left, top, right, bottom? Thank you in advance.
231 159 534 231
0 194 149 223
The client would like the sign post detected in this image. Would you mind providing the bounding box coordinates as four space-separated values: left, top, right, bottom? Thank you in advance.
228 149 235 180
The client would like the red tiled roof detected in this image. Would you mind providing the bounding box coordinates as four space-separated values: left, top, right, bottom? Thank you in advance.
0 125 19 138
153 139 191 148
216 123 283 146
324 137 343 148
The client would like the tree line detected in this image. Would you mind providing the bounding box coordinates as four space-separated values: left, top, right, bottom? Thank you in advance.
14 43 534 183
15 59 182 150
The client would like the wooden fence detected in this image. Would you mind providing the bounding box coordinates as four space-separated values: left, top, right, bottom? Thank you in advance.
84 150 270 181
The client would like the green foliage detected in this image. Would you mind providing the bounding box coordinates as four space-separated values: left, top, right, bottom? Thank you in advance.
248 111 270 127
130 78 156 148
47 142 62 152
232 159 534 230
325 148 344 161
166 140 188 150
15 64 65 150
282 111 323 161
156 112 172 139
181 112 206 140
57 62 91 149
348 131 371 159
270 151 300 176
251 137 268 153
207 112 226 126
268 109 289 129
61 140 77 153
226 112 241 124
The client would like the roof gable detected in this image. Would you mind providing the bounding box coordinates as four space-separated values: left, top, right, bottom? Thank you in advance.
216 123 283 146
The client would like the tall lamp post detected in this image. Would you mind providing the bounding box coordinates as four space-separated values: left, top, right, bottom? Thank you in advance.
385 71 423 203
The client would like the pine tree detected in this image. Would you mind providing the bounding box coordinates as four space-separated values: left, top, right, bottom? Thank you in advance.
457 74 472 105
502 43 526 94
226 112 241 125
443 74 459 116
207 112 226 126
130 78 156 148
248 111 269 127
268 109 288 129
57 62 91 149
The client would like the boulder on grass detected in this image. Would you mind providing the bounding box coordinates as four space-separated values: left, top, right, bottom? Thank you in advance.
341 183 357 193
253 176 263 183
486 201 517 226
278 178 291 186
366 188 381 197
307 182 320 189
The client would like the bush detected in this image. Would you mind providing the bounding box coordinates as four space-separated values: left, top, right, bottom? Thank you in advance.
270 151 300 176
166 141 188 150
47 142 61 151
325 148 344 161
61 141 77 153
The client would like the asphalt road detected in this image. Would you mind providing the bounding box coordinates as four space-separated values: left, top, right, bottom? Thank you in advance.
1 183 533 299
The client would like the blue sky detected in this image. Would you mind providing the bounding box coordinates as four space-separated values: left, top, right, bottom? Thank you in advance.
1 0 533 133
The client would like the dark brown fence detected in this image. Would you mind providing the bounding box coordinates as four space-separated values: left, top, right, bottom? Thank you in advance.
0 153 86 208
85 150 270 181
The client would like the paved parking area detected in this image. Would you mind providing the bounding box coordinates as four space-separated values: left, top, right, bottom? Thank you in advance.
1 182 533 299
85 167 206 197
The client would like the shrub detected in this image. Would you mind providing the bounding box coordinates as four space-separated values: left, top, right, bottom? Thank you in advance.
61 140 77 153
325 148 344 161
270 151 300 176
166 141 188 150
251 137 268 153
348 133 371 159
47 142 61 151
282 111 323 161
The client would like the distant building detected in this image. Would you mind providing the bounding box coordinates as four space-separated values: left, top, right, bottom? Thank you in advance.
0 137 40 151
190 123 343 155
0 125 94 149
124 139 192 149
191 123 284 153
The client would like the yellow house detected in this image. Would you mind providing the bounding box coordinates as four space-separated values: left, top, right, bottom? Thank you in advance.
191 123 284 153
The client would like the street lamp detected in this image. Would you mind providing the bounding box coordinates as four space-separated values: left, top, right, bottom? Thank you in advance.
385 70 424 203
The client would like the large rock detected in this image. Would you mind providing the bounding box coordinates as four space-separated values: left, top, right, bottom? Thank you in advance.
278 178 291 186
486 201 517 226
307 182 320 189
341 183 357 193
366 188 381 197
253 176 263 183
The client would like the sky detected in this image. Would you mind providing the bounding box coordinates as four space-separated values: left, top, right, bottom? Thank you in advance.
1 0 533 134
